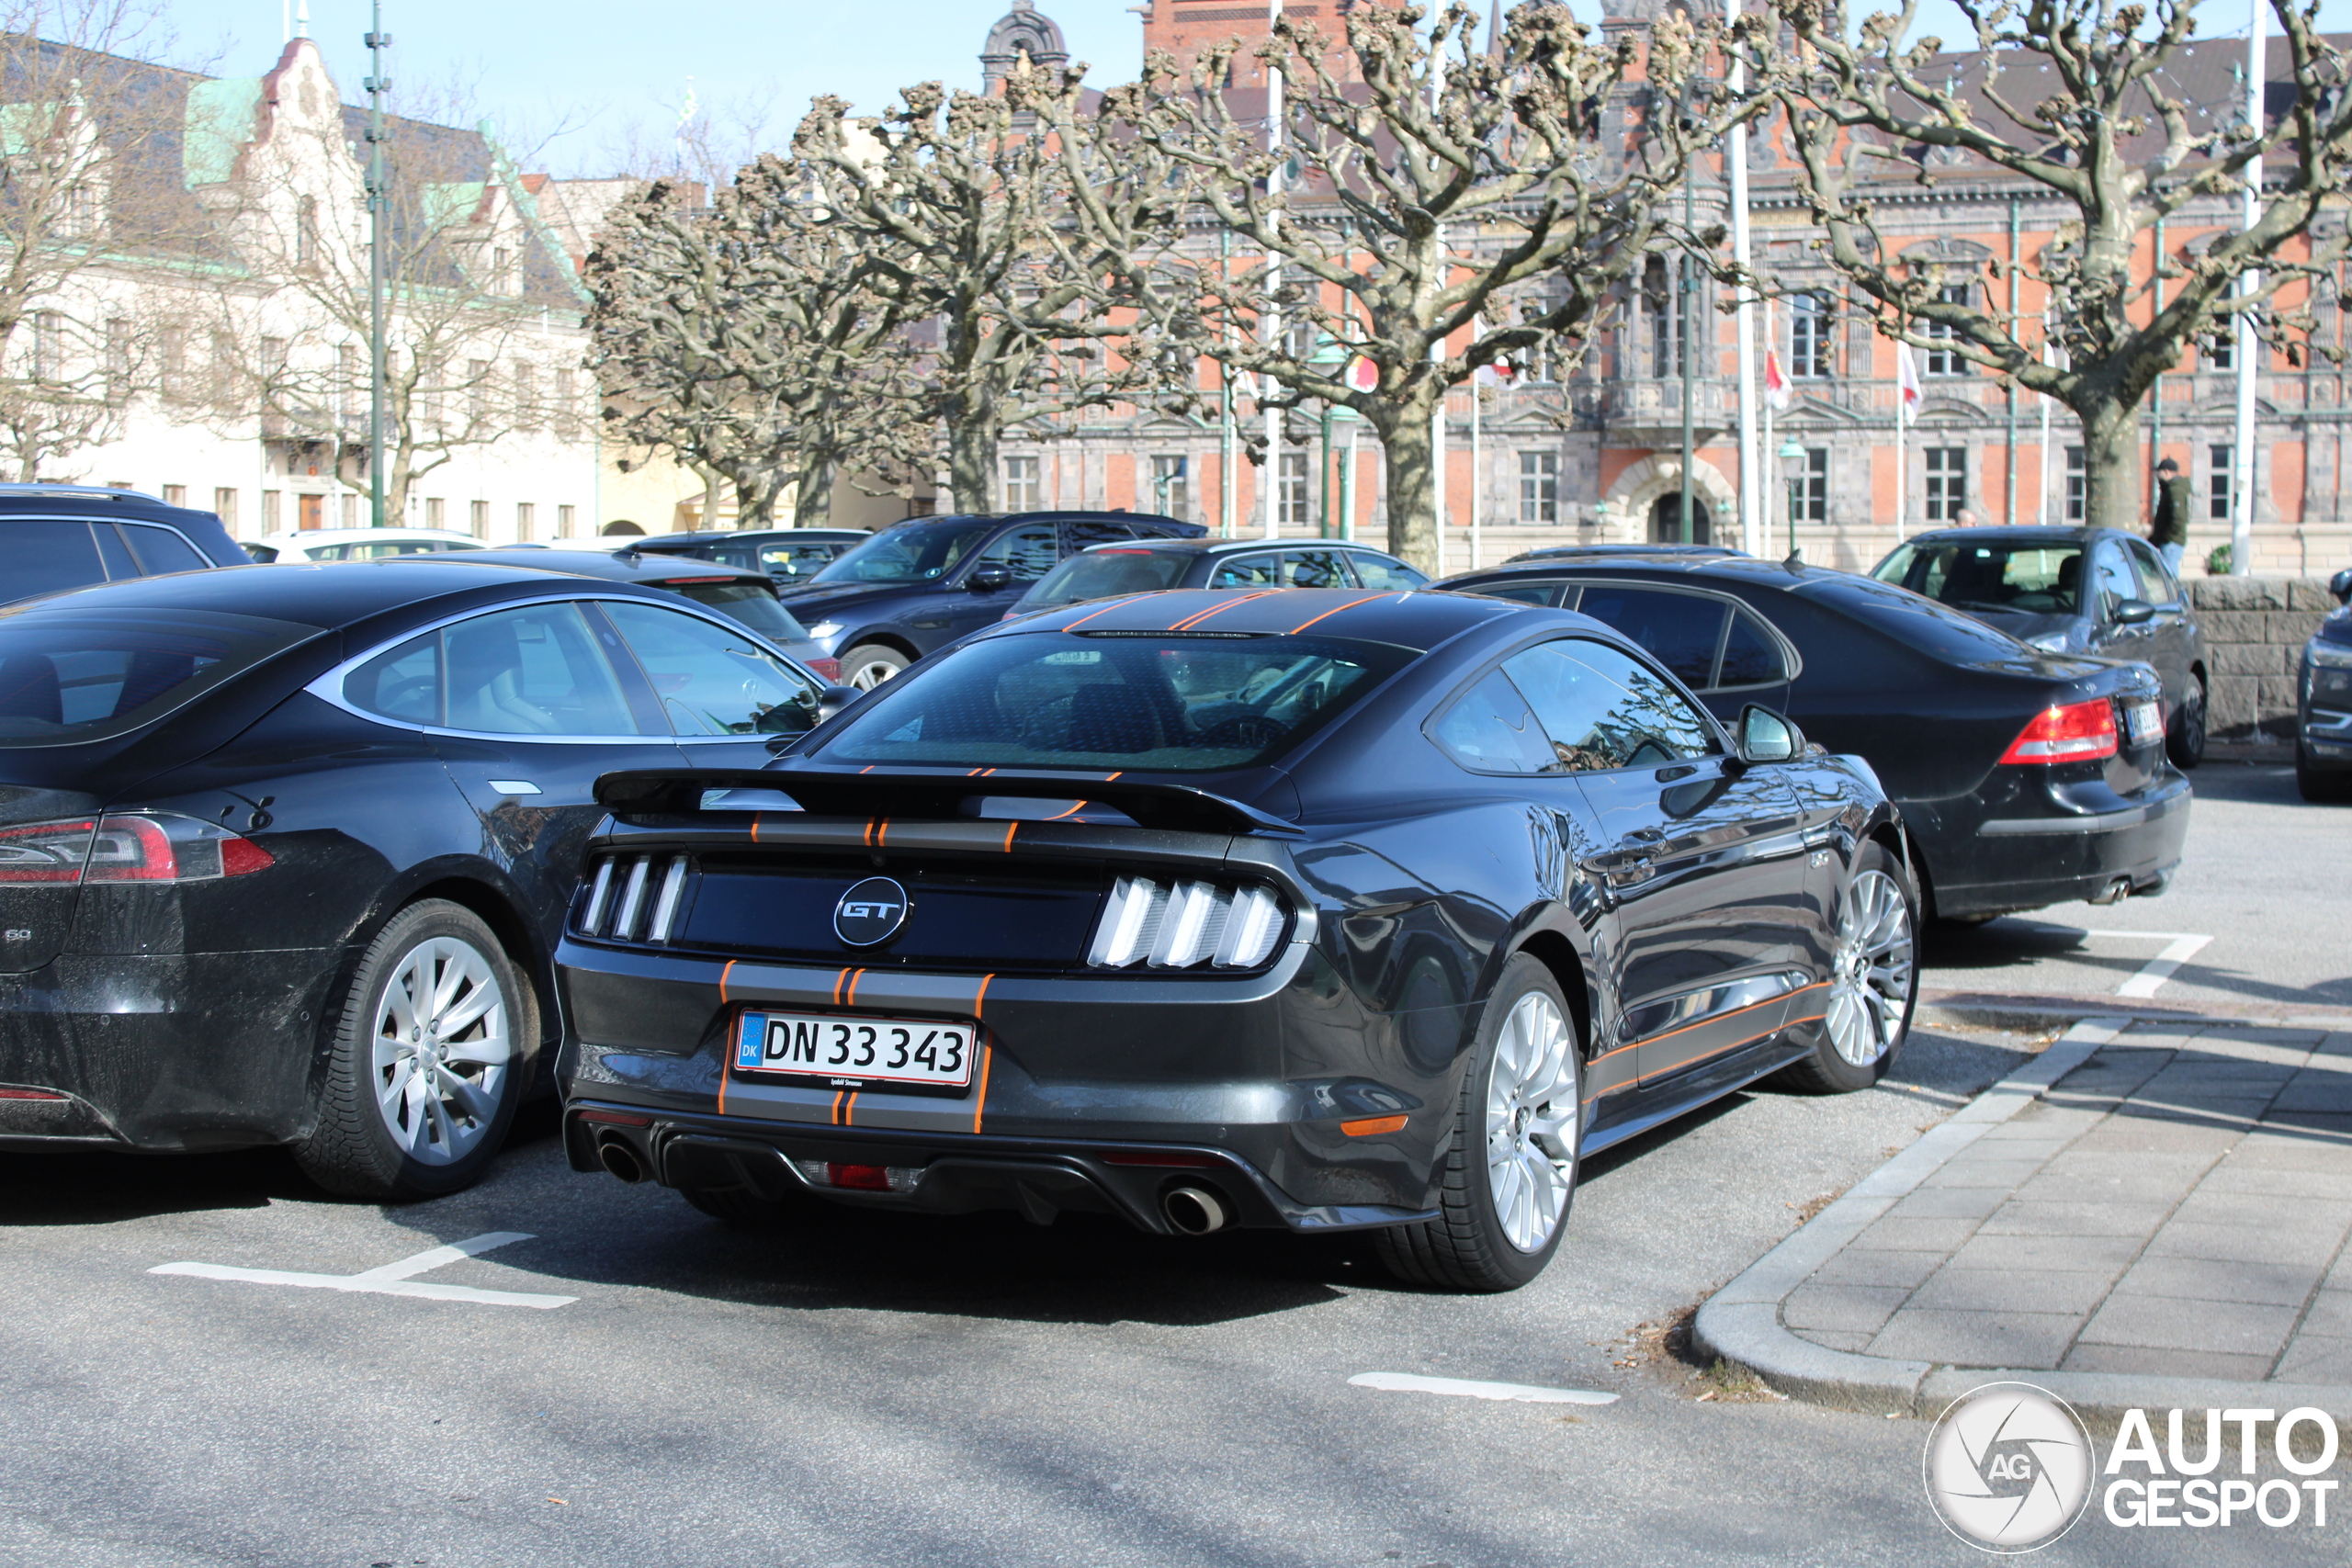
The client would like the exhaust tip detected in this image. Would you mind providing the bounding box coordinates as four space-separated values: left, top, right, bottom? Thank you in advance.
1162 1185 1229 1235
2088 876 2132 906
596 1136 647 1184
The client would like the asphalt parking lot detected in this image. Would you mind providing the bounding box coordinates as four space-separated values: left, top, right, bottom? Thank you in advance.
2 761 2345 1568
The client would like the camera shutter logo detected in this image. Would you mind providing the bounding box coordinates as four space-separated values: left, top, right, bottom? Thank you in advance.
833 877 910 948
1924 1382 2095 1552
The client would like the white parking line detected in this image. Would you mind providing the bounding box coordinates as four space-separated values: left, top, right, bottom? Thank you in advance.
2065 929 2216 998
149 1231 575 1309
1347 1371 1618 1405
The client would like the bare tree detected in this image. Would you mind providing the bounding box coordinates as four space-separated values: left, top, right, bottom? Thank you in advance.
793 75 1193 512
1758 0 2352 531
1092 1 1730 570
585 157 933 528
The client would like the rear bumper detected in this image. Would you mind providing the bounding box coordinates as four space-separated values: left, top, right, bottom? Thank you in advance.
0 948 345 1151
1920 773 2193 919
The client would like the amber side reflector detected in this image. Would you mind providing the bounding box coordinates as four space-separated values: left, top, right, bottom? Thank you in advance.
574 1108 653 1127
1340 1114 1409 1137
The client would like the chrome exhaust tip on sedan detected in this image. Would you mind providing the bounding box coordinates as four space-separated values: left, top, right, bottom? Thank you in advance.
1162 1186 1229 1235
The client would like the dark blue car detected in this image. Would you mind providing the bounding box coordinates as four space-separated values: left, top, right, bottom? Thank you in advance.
776 511 1204 688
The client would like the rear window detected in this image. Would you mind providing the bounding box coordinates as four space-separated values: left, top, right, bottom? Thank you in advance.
6 519 108 602
1805 573 2035 663
0 607 319 747
1874 540 2082 616
1570 586 1726 686
665 581 810 644
822 631 1413 773
1028 550 1192 608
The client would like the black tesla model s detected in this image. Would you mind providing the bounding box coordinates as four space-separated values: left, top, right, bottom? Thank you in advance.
0 561 835 1197
557 588 1914 1292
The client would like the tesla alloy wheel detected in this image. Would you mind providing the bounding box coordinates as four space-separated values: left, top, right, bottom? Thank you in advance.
294 899 528 1200
1376 953 1579 1292
1779 843 1918 1094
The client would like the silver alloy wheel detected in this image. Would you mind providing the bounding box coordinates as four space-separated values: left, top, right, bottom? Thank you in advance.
1484 992 1578 1254
370 934 513 1166
1825 868 1916 1067
844 653 904 691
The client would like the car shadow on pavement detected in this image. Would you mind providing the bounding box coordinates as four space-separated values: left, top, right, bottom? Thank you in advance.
0 1145 311 1224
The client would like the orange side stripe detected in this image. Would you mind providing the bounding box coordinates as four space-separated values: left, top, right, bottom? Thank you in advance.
831 967 853 1006
862 818 876 847
1043 800 1087 821
1104 772 1122 783
973 972 995 1019
1340 1113 1409 1137
751 813 762 844
971 1043 994 1134
830 1090 846 1125
1062 592 1168 632
1288 592 1396 636
716 959 739 1115
844 969 865 1007
842 1092 858 1126
1590 982 1829 1064
859 765 874 774
876 818 889 848
718 959 735 1005
1003 820 1020 852
1169 590 1275 632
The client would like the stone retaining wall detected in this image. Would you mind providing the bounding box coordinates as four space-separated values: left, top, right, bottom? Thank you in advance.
2188 576 2340 751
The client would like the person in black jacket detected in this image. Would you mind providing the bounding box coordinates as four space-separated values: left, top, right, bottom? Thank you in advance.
2151 456 2188 573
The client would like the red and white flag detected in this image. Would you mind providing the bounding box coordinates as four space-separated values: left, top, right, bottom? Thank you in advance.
1763 349 1792 411
1895 342 1922 413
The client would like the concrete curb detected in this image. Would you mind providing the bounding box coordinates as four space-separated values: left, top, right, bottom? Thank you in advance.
1687 1016 2336 1420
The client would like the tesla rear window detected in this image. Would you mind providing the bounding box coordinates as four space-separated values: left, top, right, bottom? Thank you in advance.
1028 550 1192 608
822 632 1413 773
666 581 811 643
0 608 319 747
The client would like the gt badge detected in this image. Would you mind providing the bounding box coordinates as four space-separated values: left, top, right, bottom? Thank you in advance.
833 876 910 947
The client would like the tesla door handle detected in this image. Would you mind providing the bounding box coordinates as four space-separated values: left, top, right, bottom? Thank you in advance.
486 779 542 795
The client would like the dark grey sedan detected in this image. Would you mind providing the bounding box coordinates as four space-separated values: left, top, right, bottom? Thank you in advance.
1872 525 2209 768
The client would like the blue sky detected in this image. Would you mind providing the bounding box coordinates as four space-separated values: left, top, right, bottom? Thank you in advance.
156 0 2303 175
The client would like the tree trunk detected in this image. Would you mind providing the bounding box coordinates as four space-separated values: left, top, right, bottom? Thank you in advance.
2075 398 2143 537
947 417 997 514
794 457 836 527
1376 403 1440 573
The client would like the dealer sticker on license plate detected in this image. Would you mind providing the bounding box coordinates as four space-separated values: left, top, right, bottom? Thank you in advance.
2125 701 2163 747
733 1010 975 1089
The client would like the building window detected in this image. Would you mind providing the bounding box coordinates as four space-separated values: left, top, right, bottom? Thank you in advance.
341 494 360 528
30 311 62 381
213 487 236 528
554 369 578 434
107 318 130 386
558 503 575 537
1279 451 1309 526
516 502 535 541
1924 284 1972 376
469 499 488 536
426 497 445 528
1643 255 1686 378
262 490 280 529
2064 446 2086 522
1924 446 1966 522
2209 444 2233 521
337 344 361 429
296 196 317 266
1798 447 1827 522
2202 331 2233 372
1790 291 1832 378
1002 454 1041 511
514 362 537 429
1519 451 1559 522
1149 455 1189 519
467 361 490 429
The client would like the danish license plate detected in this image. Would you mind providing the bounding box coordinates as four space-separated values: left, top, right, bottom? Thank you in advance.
2125 701 2164 747
733 1010 975 1089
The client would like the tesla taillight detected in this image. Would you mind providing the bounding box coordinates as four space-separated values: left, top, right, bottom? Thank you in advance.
1998 699 2119 764
1087 876 1287 969
0 814 274 885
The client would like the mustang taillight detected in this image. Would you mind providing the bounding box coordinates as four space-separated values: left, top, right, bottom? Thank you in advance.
1088 876 1287 970
0 814 274 885
579 852 690 942
1998 699 2119 764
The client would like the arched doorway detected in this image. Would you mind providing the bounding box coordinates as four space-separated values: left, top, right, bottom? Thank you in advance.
601 519 645 537
1648 494 1712 546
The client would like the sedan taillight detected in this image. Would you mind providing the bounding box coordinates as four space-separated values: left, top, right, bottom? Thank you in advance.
0 814 274 885
1087 876 1287 970
1998 699 2119 764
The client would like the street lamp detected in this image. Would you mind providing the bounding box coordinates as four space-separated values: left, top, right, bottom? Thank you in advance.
1778 437 1807 558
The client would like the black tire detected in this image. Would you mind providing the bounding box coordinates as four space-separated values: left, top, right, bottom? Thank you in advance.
2166 673 2208 770
1776 842 1919 1095
840 643 911 691
2298 743 2352 803
679 1183 826 1229
292 899 529 1201
1375 953 1579 1293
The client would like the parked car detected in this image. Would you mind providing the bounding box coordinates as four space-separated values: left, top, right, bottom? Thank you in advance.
627 527 871 582
0 561 841 1198
405 547 842 681
1507 542 1745 564
556 586 1911 1293
1005 536 1429 619
243 527 492 563
1871 525 2208 768
2298 596 2352 802
2 484 242 604
1436 553 2189 922
775 511 1206 689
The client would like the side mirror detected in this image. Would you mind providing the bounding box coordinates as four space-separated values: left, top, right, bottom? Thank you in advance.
967 563 1012 592
814 684 864 723
2113 597 2157 626
2331 567 2352 606
1737 704 1803 765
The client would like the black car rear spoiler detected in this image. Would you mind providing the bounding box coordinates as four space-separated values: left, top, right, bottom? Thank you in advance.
594 768 1301 837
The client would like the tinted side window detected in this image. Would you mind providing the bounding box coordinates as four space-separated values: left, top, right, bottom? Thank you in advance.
978 524 1059 582
439 604 644 735
1208 554 1281 588
1430 668 1558 773
1351 553 1430 591
1501 639 1716 771
2090 546 2138 620
759 541 838 578
604 600 821 738
95 525 139 580
1468 579 1564 606
1570 586 1727 688
1717 613 1788 688
346 633 443 726
8 520 107 601
2123 538 2181 606
1282 549 1350 588
1062 520 1136 551
121 525 210 575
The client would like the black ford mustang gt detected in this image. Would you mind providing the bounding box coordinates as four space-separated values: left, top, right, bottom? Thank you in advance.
557 588 1915 1292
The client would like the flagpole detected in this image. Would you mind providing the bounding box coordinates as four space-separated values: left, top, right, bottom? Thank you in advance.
1726 0 1758 557
1894 343 1910 541
2038 329 2054 525
1430 16 1447 578
1763 298 1777 557
2231 0 2261 575
1469 322 1483 571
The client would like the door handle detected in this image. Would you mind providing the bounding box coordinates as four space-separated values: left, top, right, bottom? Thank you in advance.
485 779 542 796
1619 828 1665 848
